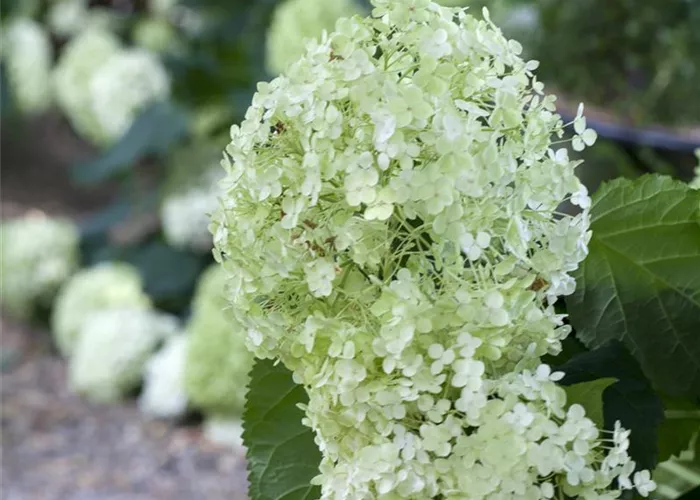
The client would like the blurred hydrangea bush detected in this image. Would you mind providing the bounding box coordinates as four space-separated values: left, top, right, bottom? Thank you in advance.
160 145 224 252
1 18 52 114
138 333 189 419
53 29 170 145
69 308 179 403
266 0 365 76
0 214 79 320
53 29 123 145
183 265 253 419
52 262 151 356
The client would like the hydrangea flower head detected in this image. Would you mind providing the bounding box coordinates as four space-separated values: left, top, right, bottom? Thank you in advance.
161 168 222 252
213 0 650 497
53 28 121 145
2 18 53 114
69 308 179 403
89 48 171 140
183 265 253 417
52 262 151 356
266 0 365 75
139 334 189 419
0 214 79 319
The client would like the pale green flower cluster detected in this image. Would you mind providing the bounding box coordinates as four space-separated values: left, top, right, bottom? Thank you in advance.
53 29 121 145
161 169 222 251
212 0 653 497
139 334 189 419
265 0 365 76
88 48 171 140
47 0 119 38
52 262 151 357
183 265 253 418
2 18 53 114
133 17 177 53
0 214 79 319
69 308 179 403
53 29 170 145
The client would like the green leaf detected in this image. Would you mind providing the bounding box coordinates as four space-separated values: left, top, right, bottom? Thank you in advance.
566 174 700 399
555 341 665 470
243 358 321 500
71 101 189 185
658 397 700 462
564 378 617 427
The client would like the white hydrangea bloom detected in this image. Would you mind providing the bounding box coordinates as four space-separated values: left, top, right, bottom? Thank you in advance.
2 18 53 114
89 49 171 140
0 214 79 319
266 0 365 75
183 265 254 418
160 169 222 252
69 308 179 403
47 0 120 38
203 417 244 449
139 334 189 419
53 28 121 145
212 0 653 497
52 262 151 357
47 0 87 36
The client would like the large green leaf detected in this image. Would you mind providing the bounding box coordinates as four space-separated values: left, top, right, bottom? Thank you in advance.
243 359 321 500
71 101 189 185
555 341 665 470
567 175 700 399
564 378 617 427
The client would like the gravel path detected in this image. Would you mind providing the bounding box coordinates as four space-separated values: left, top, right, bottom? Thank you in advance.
0 316 249 500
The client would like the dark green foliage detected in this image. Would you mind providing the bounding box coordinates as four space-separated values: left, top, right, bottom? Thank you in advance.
567 175 700 399
71 101 190 185
555 342 665 470
243 359 322 500
525 0 700 126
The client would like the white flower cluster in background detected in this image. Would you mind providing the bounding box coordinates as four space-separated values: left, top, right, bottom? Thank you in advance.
183 266 253 419
266 0 365 75
2 18 53 114
52 262 151 356
89 49 171 139
0 214 79 319
161 169 222 252
53 28 170 145
69 308 179 403
47 0 120 38
139 334 189 419
53 29 121 144
212 0 653 497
